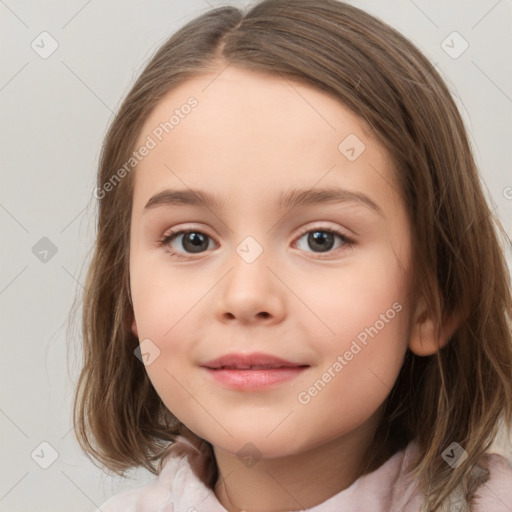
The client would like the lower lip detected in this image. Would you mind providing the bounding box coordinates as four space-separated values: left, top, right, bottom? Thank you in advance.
203 367 308 390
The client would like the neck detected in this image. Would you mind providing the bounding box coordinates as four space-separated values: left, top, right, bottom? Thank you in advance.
212 412 380 512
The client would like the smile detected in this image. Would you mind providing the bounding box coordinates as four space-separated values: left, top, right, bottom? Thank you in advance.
200 352 310 391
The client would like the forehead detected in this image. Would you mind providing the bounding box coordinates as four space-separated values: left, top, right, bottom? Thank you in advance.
131 65 398 214
136 65 375 151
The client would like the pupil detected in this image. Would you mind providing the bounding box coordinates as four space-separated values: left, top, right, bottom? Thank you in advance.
309 231 334 252
183 232 208 253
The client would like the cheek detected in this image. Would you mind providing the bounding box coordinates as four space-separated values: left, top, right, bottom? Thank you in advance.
294 302 410 449
130 264 207 413
292 252 410 418
130 257 203 339
295 246 408 349
131 287 200 427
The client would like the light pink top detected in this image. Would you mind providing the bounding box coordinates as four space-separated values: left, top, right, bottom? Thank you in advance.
97 436 512 511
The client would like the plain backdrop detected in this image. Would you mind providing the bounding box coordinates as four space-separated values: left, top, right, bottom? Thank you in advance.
1 0 511 510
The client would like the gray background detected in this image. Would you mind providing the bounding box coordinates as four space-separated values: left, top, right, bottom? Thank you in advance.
1 0 511 510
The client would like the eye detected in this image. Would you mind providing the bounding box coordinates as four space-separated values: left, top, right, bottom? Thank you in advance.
293 226 354 257
157 229 217 259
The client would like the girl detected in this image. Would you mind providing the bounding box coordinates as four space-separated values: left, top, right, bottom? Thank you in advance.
73 0 512 510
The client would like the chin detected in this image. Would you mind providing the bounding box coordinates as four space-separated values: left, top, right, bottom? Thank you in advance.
191 423 314 461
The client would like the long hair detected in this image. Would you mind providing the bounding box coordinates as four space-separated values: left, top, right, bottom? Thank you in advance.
71 1 512 509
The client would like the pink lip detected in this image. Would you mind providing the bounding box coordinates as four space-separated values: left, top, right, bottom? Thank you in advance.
200 352 309 391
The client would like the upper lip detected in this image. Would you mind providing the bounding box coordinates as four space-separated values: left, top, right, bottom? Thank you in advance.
201 352 309 370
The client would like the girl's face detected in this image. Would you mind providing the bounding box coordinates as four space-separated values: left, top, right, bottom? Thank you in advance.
129 66 415 459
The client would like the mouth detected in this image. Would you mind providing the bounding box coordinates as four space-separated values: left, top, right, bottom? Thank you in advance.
205 363 308 370
200 352 310 390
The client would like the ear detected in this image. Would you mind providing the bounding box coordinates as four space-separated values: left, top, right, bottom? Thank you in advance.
131 313 139 338
408 294 460 356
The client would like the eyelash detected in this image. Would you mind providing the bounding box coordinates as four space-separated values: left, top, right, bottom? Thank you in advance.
157 225 354 260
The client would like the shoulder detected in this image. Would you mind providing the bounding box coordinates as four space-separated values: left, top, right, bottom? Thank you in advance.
95 436 211 512
389 442 512 511
95 472 176 512
471 451 512 511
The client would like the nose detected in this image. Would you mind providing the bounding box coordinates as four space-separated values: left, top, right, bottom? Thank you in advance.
215 244 286 325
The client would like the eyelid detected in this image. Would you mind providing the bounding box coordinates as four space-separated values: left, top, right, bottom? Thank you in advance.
157 223 218 249
293 222 353 239
158 222 215 236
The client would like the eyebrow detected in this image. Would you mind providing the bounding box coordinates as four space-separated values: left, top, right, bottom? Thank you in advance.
143 187 384 217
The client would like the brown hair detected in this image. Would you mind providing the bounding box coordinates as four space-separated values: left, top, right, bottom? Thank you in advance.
71 1 512 510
